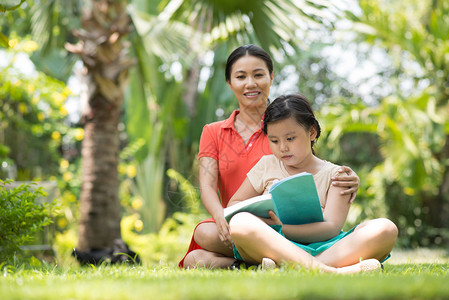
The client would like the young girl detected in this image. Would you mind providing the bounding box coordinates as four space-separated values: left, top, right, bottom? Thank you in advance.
227 94 398 274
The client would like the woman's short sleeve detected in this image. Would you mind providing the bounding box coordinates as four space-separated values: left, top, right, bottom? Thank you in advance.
198 124 218 160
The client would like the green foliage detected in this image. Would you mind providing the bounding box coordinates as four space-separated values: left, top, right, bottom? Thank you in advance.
0 180 54 263
120 212 208 267
167 0 337 52
0 40 72 180
0 32 8 47
0 0 80 79
320 94 446 194
124 27 196 231
52 227 78 266
0 0 26 47
334 0 449 247
319 92 448 246
52 209 208 268
0 0 25 12
0 40 82 244
350 0 449 104
166 169 202 215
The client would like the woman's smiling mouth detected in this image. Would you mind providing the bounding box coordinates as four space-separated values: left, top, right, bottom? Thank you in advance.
244 91 261 98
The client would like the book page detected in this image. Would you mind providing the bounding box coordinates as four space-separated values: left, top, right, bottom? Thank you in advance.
224 194 273 222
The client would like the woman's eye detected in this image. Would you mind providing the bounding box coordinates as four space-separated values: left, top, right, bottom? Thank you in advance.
236 75 245 79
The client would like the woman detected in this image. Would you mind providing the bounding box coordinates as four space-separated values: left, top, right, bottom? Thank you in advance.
180 44 360 269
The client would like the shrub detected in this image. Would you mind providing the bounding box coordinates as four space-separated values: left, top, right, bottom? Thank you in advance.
0 180 54 263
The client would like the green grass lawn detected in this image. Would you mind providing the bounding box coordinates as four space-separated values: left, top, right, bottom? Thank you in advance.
1 262 448 300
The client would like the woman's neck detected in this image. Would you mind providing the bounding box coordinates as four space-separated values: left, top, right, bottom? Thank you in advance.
237 105 265 128
234 106 265 145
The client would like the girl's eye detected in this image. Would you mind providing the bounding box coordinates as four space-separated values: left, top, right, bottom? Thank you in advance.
270 140 278 144
255 74 264 78
287 136 295 141
236 75 245 79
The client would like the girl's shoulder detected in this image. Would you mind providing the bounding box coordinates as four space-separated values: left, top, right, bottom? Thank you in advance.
251 155 283 176
256 154 280 166
314 161 341 179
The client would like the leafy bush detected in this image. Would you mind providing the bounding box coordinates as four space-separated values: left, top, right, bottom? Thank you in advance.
0 180 54 262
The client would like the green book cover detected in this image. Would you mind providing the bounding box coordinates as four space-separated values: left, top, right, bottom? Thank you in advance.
269 172 324 225
224 172 323 224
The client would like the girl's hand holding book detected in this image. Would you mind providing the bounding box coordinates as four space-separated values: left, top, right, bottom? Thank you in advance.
260 210 283 226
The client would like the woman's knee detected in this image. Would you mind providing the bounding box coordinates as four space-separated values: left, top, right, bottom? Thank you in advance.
183 250 201 268
194 223 219 248
183 249 211 269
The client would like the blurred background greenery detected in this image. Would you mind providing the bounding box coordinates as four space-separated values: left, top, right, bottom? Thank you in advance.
0 0 448 266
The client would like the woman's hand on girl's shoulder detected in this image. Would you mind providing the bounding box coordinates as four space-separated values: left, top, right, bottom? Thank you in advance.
331 166 359 204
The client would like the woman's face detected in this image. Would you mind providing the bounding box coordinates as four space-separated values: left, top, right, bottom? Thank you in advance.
227 55 273 109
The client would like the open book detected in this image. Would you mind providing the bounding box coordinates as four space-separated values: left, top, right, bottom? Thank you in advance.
224 172 324 225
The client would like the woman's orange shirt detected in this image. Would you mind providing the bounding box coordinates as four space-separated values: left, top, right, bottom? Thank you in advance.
198 110 272 208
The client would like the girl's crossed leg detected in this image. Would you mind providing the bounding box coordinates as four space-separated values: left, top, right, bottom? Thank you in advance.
315 218 398 267
229 212 397 273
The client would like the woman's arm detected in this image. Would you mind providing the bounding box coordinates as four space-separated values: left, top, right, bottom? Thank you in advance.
271 183 351 244
199 157 232 246
331 166 360 203
227 177 261 207
199 157 222 219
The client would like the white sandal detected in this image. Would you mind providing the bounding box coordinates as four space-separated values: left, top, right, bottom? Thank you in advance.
261 257 277 270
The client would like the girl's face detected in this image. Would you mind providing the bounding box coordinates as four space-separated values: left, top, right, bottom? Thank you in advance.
267 117 317 173
227 55 273 109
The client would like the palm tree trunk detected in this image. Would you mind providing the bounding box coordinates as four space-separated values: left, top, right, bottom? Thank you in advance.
78 104 122 250
66 0 133 254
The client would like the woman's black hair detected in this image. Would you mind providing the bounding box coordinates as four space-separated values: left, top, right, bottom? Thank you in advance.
263 94 321 154
225 44 274 82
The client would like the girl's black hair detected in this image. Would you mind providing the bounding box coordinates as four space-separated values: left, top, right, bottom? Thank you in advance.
225 44 274 82
263 94 321 154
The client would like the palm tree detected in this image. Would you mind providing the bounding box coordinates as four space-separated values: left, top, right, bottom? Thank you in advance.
64 0 135 260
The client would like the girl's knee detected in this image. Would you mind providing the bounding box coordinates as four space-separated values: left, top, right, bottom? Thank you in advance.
364 218 398 243
376 218 398 238
229 212 260 239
